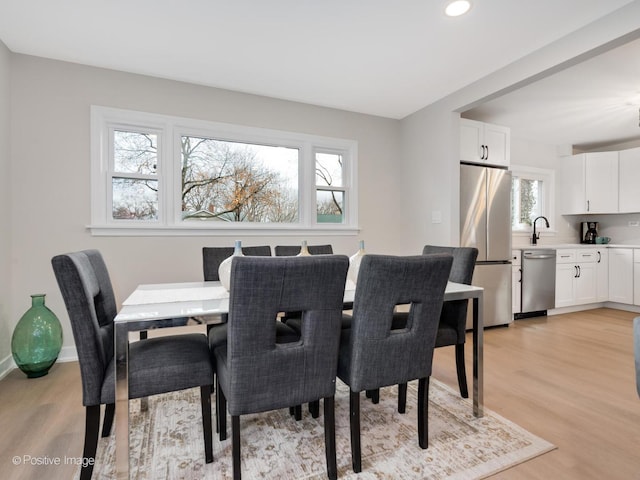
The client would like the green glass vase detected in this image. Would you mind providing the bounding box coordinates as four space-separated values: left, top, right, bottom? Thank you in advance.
11 294 63 378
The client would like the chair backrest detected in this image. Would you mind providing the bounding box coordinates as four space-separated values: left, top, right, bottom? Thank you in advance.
202 245 272 281
51 250 117 406
345 254 452 392
225 254 348 415
422 245 478 285
274 244 333 256
422 245 478 335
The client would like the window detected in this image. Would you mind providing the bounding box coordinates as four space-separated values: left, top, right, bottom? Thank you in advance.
90 107 358 235
511 165 554 232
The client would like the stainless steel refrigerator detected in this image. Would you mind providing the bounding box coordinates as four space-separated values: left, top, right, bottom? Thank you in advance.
460 163 512 327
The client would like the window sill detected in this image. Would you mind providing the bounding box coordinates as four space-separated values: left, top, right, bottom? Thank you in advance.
87 224 361 237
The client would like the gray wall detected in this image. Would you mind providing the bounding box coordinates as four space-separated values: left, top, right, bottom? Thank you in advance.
6 54 403 359
0 40 11 371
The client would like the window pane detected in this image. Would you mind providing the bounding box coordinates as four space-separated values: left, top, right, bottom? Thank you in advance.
512 177 542 227
316 152 343 187
112 178 158 220
181 136 299 222
317 190 344 223
113 131 158 174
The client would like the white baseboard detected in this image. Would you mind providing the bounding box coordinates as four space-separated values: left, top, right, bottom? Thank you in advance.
0 346 78 381
0 354 14 381
549 302 640 316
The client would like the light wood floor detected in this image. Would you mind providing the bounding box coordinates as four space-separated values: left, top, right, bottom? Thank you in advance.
1 308 639 480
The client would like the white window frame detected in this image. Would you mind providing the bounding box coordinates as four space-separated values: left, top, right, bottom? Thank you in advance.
511 164 555 236
90 106 359 236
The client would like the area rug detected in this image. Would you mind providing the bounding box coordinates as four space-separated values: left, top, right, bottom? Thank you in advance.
81 379 555 479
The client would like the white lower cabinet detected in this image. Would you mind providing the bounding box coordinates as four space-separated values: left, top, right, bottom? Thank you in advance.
609 248 633 304
512 250 521 315
634 250 640 306
555 249 597 308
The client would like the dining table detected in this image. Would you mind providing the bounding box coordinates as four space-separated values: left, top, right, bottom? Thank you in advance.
113 279 484 479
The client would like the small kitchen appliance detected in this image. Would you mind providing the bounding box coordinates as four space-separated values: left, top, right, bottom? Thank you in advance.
580 221 599 244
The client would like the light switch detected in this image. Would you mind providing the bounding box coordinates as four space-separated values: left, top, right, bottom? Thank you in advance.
432 210 442 224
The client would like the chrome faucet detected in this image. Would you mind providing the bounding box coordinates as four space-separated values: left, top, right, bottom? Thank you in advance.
532 216 550 245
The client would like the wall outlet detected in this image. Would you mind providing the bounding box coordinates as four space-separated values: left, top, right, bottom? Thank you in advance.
628 221 639 227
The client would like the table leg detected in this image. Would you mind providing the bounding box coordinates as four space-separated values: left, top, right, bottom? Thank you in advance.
115 323 130 479
472 293 484 418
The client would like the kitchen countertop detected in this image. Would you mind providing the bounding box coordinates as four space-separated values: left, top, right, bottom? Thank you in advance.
515 244 640 249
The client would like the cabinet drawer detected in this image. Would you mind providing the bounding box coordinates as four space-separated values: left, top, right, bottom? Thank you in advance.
576 249 598 263
556 250 576 264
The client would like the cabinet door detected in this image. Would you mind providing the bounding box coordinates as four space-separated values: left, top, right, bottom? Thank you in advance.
483 123 510 167
555 263 576 308
585 151 618 213
559 154 586 214
634 262 640 306
574 262 597 305
512 265 521 314
460 119 484 162
609 248 633 304
596 249 608 302
619 147 640 213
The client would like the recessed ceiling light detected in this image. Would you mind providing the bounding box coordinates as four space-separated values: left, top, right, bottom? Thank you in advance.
445 0 471 17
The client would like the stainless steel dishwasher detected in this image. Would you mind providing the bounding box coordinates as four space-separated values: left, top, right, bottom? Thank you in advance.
519 249 556 317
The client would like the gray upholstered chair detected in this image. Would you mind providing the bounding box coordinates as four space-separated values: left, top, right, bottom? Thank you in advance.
213 255 349 480
634 316 640 398
337 253 452 474
51 250 214 480
391 245 478 398
274 243 335 418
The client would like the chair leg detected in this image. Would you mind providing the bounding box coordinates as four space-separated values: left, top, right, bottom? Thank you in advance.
293 405 302 421
213 374 219 434
417 377 430 449
101 403 115 437
200 385 214 463
80 405 101 480
365 388 380 404
323 396 337 480
217 376 227 441
455 343 469 398
309 400 320 418
139 331 149 412
349 390 362 473
397 383 407 414
232 415 241 480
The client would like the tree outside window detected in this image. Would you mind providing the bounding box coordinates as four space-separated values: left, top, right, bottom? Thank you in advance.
510 166 554 232
93 106 358 234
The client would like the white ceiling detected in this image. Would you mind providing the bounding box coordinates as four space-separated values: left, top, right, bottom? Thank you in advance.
464 36 640 150
0 0 637 147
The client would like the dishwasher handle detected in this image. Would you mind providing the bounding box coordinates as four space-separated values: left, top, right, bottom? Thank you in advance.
523 252 556 260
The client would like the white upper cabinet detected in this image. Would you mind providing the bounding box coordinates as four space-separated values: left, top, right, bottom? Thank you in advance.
559 151 618 214
618 147 640 213
460 119 510 167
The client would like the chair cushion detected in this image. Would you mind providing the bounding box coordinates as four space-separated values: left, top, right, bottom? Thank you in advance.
100 333 213 405
435 324 459 347
208 321 300 352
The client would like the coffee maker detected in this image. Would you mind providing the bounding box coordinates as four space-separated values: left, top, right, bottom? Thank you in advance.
580 221 598 244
